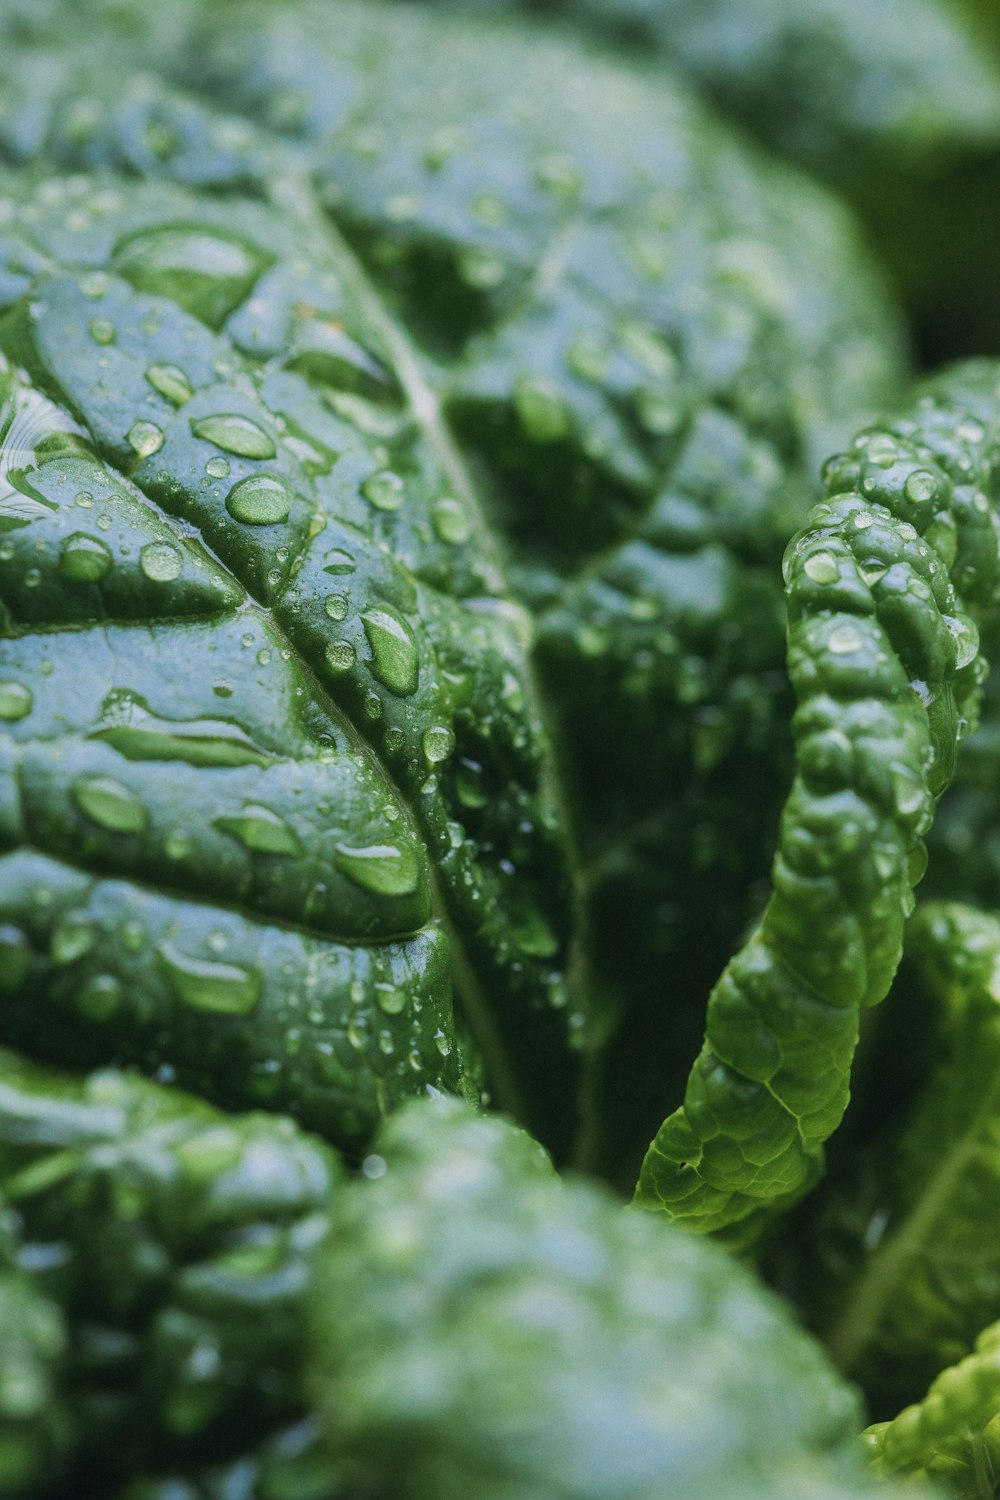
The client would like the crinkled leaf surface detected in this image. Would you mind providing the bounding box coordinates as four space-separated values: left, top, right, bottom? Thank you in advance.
638 364 1000 1236
0 1046 338 1489
0 0 905 1176
308 1094 917 1500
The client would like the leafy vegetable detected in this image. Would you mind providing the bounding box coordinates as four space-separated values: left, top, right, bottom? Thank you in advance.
7 1 1000 1497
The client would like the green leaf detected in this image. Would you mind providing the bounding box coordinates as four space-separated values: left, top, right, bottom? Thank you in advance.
0 1201 67 1497
0 1047 339 1487
308 1093 912 1500
637 363 1000 1235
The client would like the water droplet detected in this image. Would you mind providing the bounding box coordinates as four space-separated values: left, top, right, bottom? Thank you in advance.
859 561 888 588
852 512 875 530
214 804 303 856
74 491 94 508
904 470 938 505
432 497 470 544
158 942 260 1014
206 455 230 479
325 639 356 674
78 974 121 1022
334 842 421 896
139 540 183 582
225 473 292 525
88 316 116 345
456 760 486 808
324 593 349 621
59 532 113 583
0 681 33 721
146 361 193 405
362 607 419 696
946 612 979 671
51 916 96 964
165 829 192 859
422 724 455 763
384 727 405 755
127 419 165 459
0 925 30 989
191 412 276 459
362 470 405 511
79 271 110 299
457 247 506 289
322 548 355 575
375 983 405 1015
828 623 864 656
803 553 839 585
514 375 569 443
72 774 147 833
433 1028 452 1057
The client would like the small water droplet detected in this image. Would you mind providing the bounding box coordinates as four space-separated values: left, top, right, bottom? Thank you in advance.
322 548 355 574
51 916 96 964
324 593 349 621
78 974 121 1021
334 841 421 896
139 540 183 582
59 532 113 583
72 774 147 833
225 473 292 524
362 607 419 696
362 470 405 511
206 455 230 479
88 316 116 345
803 552 839 585
828 623 864 656
0 925 30 989
191 412 276 459
422 724 455 763
325 639 356 674
0 681 33 721
146 362 193 405
158 942 260 1014
432 497 470 544
514 375 569 443
375 983 405 1015
79 271 110 299
214 804 303 856
127 419 164 458
903 470 938 505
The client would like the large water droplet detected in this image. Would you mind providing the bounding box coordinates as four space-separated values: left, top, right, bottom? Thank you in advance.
146 362 193 405
214 804 303 856
803 553 839 585
72 774 147 833
0 681 33 721
375 983 406 1015
225 473 292 525
334 842 421 896
325 639 356 674
191 413 276 459
139 540 183 582
89 317 116 345
322 548 355 575
158 942 260 1014
59 532 113 583
362 607 419 696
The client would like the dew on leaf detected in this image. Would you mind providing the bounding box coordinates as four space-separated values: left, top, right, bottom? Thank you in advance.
191 412 276 459
422 724 455 763
72 774 148 833
334 841 421 896
158 942 261 1014
139 540 183 582
146 361 193 405
50 916 96 965
362 470 405 511
0 681 33 721
225 472 292 524
127 420 165 458
59 532 112 583
78 974 121 1022
362 607 419 696
213 804 303 857
432 497 470 544
325 639 356 674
